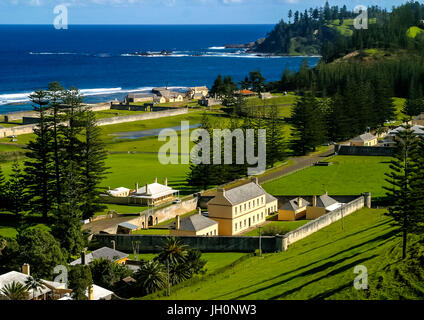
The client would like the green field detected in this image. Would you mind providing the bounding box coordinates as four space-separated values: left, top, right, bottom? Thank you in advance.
243 220 310 237
143 208 407 300
262 156 392 199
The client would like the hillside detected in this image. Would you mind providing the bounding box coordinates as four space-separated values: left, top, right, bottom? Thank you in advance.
140 208 424 300
253 2 424 62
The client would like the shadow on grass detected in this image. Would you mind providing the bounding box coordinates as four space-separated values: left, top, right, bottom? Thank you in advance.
210 228 397 300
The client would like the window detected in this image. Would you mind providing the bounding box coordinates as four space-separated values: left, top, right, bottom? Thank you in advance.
244 204 246 211
261 212 263 219
214 230 217 235
257 214 259 221
249 202 251 209
240 205 242 212
257 199 259 206
253 216 255 223
235 223 238 231
235 207 237 215
240 222 242 229
261 197 264 204
244 220 246 227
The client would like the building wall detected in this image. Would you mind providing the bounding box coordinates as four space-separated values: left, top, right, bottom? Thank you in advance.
305 206 326 220
170 223 218 237
278 209 296 221
265 200 278 216
335 144 395 156
97 108 188 126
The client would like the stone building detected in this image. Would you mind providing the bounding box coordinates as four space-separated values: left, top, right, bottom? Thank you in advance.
350 132 378 146
207 178 278 236
278 197 310 221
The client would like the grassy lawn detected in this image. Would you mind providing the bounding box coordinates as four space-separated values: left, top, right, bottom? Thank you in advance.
102 152 193 195
96 203 148 215
242 220 311 237
262 156 392 199
131 228 170 235
144 208 404 300
94 109 148 119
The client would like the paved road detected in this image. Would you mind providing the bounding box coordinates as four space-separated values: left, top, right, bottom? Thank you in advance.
258 146 335 184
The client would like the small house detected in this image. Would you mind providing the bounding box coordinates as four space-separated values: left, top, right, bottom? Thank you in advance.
350 133 378 146
278 197 310 221
413 113 424 126
70 247 129 266
236 89 257 97
306 193 343 220
259 92 273 100
170 210 219 236
126 93 154 104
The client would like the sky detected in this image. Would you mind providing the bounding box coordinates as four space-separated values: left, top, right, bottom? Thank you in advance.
0 0 405 24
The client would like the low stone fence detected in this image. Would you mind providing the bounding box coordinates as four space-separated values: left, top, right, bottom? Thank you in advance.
96 108 188 126
0 124 38 138
282 194 369 250
335 144 395 156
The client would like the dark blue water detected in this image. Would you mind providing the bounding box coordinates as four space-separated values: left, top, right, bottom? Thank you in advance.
0 25 320 113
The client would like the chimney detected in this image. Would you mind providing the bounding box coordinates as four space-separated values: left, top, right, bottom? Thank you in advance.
251 177 258 185
135 182 139 191
218 188 226 197
22 263 30 276
145 184 149 194
313 195 317 207
154 177 157 183
298 197 303 207
111 240 116 251
88 285 94 300
198 207 202 215
325 190 328 196
81 251 86 265
164 178 168 186
176 215 181 230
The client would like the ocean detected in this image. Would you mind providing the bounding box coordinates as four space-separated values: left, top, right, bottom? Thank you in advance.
0 25 320 113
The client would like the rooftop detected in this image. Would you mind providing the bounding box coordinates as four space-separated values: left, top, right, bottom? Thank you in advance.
132 182 178 199
280 197 310 211
351 132 376 142
177 214 218 232
209 181 268 206
70 247 129 266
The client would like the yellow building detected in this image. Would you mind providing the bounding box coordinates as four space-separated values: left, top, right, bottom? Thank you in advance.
207 178 278 236
278 197 310 221
350 133 378 146
306 194 343 220
170 212 218 236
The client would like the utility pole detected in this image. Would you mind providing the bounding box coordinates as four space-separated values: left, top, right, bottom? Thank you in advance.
259 226 262 257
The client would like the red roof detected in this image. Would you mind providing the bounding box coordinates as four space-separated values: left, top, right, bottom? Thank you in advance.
238 89 256 95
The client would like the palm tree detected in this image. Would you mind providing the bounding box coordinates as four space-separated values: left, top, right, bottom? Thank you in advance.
1 281 28 300
25 276 46 300
134 260 166 295
156 237 188 266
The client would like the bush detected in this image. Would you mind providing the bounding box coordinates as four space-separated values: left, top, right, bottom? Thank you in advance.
261 225 291 236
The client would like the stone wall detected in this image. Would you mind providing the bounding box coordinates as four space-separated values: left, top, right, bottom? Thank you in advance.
96 108 188 126
282 194 369 250
94 233 283 253
0 108 188 137
0 124 38 138
335 144 395 156
3 111 38 122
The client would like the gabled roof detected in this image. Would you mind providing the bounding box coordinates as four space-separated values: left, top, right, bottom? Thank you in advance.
118 222 140 230
389 125 424 136
209 182 267 206
351 132 376 142
70 247 128 266
315 194 338 208
280 198 310 211
178 214 218 232
128 93 153 99
266 193 278 204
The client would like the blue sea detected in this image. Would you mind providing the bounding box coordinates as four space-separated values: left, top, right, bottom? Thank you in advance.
0 25 320 113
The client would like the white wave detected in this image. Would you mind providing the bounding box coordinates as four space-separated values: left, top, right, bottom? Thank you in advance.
29 52 77 55
208 46 226 50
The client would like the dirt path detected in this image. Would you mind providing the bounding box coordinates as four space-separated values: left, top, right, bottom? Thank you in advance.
258 146 335 184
